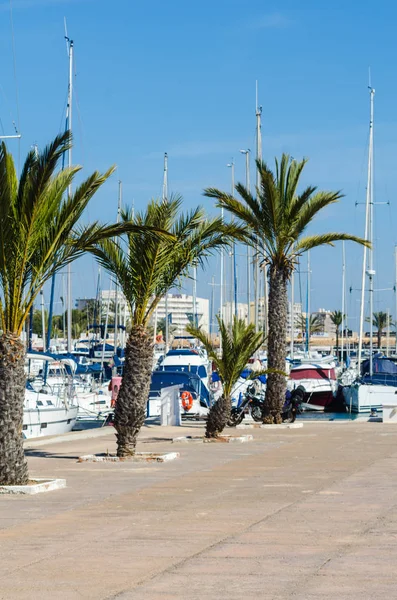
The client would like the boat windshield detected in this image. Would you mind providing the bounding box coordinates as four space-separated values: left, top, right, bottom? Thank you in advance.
151 372 201 396
162 364 207 379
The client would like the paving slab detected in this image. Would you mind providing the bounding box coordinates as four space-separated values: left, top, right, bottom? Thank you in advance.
1 421 397 598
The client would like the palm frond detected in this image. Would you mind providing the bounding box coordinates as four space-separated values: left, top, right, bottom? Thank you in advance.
293 233 370 256
187 316 265 397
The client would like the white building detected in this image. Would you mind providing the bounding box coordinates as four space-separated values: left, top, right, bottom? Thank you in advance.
153 293 209 333
248 298 302 335
92 291 209 335
221 302 249 325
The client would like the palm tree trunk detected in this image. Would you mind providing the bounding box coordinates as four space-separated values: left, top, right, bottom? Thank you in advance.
114 325 153 457
0 334 29 485
264 266 288 424
378 330 381 351
205 394 231 438
336 330 339 360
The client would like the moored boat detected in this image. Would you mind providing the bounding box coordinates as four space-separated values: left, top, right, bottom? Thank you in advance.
287 362 338 411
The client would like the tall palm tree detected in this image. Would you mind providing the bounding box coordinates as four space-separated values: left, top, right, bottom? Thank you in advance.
89 197 239 456
205 154 369 423
330 310 344 357
0 132 154 486
366 311 392 350
187 316 265 438
295 313 323 344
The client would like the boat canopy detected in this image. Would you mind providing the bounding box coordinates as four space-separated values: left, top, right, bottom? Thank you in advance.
290 366 336 381
361 356 397 386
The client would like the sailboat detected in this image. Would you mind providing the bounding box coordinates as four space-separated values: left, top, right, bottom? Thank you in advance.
343 84 397 413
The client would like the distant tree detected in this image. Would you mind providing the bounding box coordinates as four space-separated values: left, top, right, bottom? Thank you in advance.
330 310 344 357
31 309 47 335
295 313 323 345
366 311 392 350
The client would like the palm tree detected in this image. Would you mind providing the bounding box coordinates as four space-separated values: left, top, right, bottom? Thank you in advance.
89 197 238 456
330 310 344 357
0 132 154 485
187 316 265 438
295 313 323 344
366 311 392 350
205 154 369 423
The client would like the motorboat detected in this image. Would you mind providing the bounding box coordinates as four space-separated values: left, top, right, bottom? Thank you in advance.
158 348 211 392
287 362 338 411
26 352 111 425
148 370 211 419
23 381 78 439
343 356 397 413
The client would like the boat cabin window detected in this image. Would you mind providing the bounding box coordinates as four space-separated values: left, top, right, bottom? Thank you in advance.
36 400 43 406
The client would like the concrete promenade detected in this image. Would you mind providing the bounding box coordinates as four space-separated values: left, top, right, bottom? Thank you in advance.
1 422 397 599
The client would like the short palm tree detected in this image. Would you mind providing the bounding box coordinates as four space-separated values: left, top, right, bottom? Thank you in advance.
205 154 369 423
330 310 344 357
0 132 156 486
187 316 265 437
366 311 392 350
89 197 238 456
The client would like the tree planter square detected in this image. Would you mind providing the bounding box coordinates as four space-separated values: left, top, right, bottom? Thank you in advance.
0 478 66 495
173 434 254 444
77 452 180 463
260 423 303 429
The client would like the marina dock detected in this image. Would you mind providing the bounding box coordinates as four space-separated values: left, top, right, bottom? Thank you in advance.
1 422 397 598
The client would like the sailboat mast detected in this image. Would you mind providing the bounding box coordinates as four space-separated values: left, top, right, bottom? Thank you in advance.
240 149 251 323
290 271 294 357
368 86 375 376
162 152 169 353
358 86 375 375
40 290 46 352
219 204 224 351
66 37 74 353
358 85 374 372
341 241 345 363
305 251 310 353
395 245 397 355
227 160 237 320
254 81 262 333
114 180 122 354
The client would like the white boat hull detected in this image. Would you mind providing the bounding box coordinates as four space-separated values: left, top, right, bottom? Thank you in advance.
23 405 78 439
76 391 112 420
343 383 395 413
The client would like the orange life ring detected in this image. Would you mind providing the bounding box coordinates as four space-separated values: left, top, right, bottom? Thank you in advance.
181 391 194 411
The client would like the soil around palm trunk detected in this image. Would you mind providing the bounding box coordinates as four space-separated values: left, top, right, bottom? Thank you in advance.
264 266 288 424
0 334 29 485
114 326 153 457
205 395 232 438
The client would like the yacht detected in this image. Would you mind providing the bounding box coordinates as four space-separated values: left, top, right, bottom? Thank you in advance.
287 362 338 411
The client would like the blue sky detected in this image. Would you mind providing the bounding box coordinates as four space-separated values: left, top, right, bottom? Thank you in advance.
1 0 397 325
